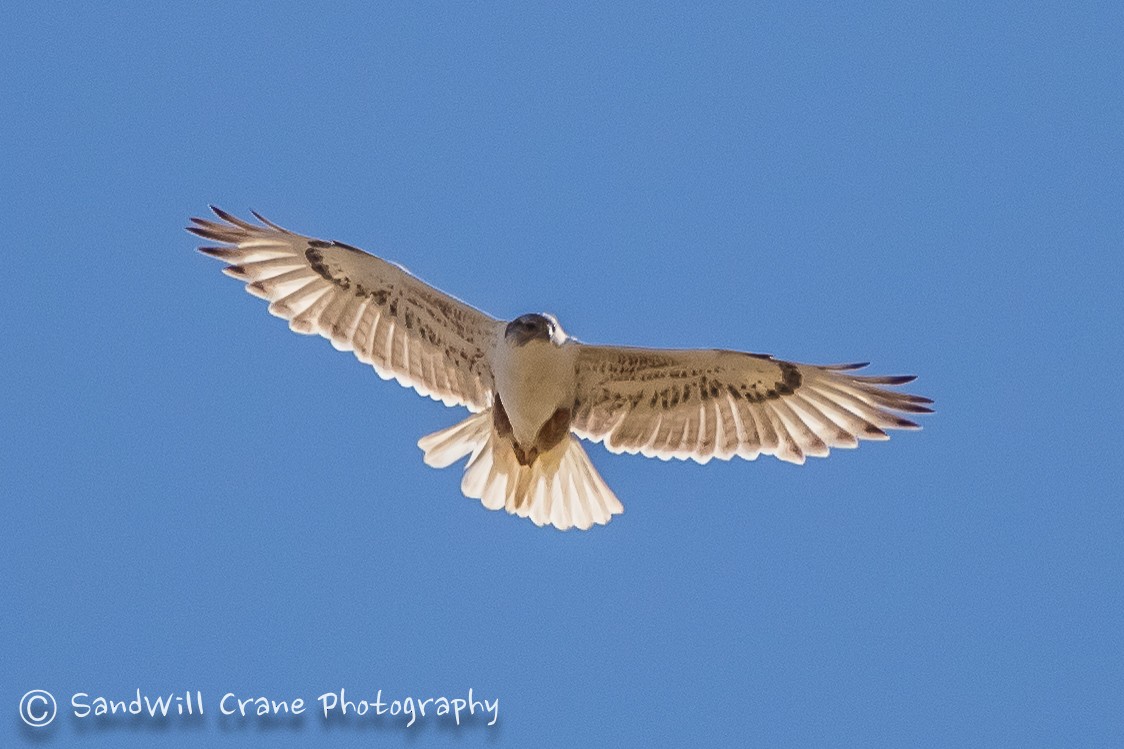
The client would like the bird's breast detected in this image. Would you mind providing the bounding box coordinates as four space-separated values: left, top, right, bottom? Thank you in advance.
490 338 578 448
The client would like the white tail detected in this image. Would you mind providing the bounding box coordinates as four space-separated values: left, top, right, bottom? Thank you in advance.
418 411 623 530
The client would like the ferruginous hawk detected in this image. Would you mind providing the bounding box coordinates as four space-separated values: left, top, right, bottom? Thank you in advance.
189 208 932 531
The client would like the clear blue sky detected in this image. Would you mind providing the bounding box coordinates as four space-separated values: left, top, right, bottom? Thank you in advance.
2 2 1121 747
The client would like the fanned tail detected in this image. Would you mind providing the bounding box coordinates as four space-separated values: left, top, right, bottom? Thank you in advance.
418 411 623 531
418 411 494 468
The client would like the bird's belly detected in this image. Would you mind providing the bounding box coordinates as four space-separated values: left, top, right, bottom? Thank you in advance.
492 340 577 447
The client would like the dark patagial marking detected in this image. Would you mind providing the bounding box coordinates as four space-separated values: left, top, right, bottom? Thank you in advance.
306 246 350 290
630 360 807 414
307 244 395 303
305 247 330 277
308 238 365 254
777 361 803 393
722 361 804 404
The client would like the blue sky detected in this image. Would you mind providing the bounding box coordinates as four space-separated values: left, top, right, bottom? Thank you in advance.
2 2 1121 746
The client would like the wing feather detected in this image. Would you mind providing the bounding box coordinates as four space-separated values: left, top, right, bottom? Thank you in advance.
190 207 498 411
762 403 804 464
571 345 930 464
732 399 763 459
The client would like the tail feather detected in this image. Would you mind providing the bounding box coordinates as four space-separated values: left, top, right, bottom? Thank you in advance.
418 411 623 530
418 413 492 469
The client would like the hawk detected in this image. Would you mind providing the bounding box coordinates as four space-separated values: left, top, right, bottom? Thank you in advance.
189 208 932 531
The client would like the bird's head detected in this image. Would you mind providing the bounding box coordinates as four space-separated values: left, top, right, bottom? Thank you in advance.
505 313 566 346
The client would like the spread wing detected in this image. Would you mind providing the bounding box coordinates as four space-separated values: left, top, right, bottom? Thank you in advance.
188 207 498 411
571 345 932 464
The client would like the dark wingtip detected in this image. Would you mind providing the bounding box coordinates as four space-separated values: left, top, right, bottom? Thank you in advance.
196 246 229 258
211 205 261 230
210 204 235 221
854 373 919 385
185 225 219 239
247 209 271 228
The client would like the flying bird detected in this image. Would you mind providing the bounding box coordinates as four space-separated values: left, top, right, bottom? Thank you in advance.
189 208 932 531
